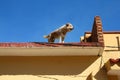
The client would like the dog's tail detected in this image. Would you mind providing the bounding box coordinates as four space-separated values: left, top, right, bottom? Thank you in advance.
43 35 50 38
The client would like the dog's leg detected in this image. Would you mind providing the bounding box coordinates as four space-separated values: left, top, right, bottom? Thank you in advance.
59 36 64 43
49 37 55 43
59 36 62 43
61 37 65 43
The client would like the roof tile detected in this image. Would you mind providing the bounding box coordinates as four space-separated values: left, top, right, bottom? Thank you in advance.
0 42 103 48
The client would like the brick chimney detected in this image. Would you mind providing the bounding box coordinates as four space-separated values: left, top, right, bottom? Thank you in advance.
91 16 104 46
83 16 104 46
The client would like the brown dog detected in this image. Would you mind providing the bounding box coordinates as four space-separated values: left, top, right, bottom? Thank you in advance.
44 23 74 43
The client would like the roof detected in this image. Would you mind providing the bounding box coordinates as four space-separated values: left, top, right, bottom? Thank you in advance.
0 42 104 56
0 42 103 48
0 16 105 56
85 31 120 34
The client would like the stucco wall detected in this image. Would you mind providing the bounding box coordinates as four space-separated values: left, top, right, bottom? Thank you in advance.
0 56 107 80
103 33 120 50
0 33 120 80
1 51 119 80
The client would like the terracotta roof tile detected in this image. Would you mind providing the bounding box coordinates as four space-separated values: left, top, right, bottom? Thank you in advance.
0 42 103 48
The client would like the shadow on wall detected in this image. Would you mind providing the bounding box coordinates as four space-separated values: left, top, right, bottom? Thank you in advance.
94 66 108 80
0 56 98 75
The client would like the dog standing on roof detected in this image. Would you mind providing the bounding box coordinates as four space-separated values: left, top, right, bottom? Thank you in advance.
44 23 74 43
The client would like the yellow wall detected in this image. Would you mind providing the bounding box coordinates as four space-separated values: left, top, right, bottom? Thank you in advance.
0 33 120 80
103 33 120 51
0 56 107 80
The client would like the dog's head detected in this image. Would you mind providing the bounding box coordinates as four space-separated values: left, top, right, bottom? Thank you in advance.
65 23 74 32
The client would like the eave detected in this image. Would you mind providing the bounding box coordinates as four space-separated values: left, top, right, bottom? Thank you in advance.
0 42 104 56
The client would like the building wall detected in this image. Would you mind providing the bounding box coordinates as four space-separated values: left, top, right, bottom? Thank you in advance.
0 33 120 80
0 56 107 80
103 33 120 50
80 32 120 80
103 33 120 71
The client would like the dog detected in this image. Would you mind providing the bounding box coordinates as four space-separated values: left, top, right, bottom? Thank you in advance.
44 23 74 43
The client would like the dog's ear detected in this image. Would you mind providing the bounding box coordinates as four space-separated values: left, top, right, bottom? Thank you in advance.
66 23 69 27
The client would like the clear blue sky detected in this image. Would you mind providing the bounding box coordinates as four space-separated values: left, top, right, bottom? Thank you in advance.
0 0 120 42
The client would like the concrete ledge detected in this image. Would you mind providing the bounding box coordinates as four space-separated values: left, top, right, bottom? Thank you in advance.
0 47 103 56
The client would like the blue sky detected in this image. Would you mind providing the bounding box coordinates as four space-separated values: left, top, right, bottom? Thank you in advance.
0 0 120 42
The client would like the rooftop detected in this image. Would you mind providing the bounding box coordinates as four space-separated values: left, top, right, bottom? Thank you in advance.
0 16 105 56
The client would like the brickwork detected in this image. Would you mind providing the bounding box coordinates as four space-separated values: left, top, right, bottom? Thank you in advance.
92 16 104 45
85 16 104 46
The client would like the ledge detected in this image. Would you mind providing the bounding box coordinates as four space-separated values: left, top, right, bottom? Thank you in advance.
0 42 104 56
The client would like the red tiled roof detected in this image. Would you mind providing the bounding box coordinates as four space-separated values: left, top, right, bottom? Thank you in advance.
103 31 120 34
85 31 120 34
0 42 103 48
